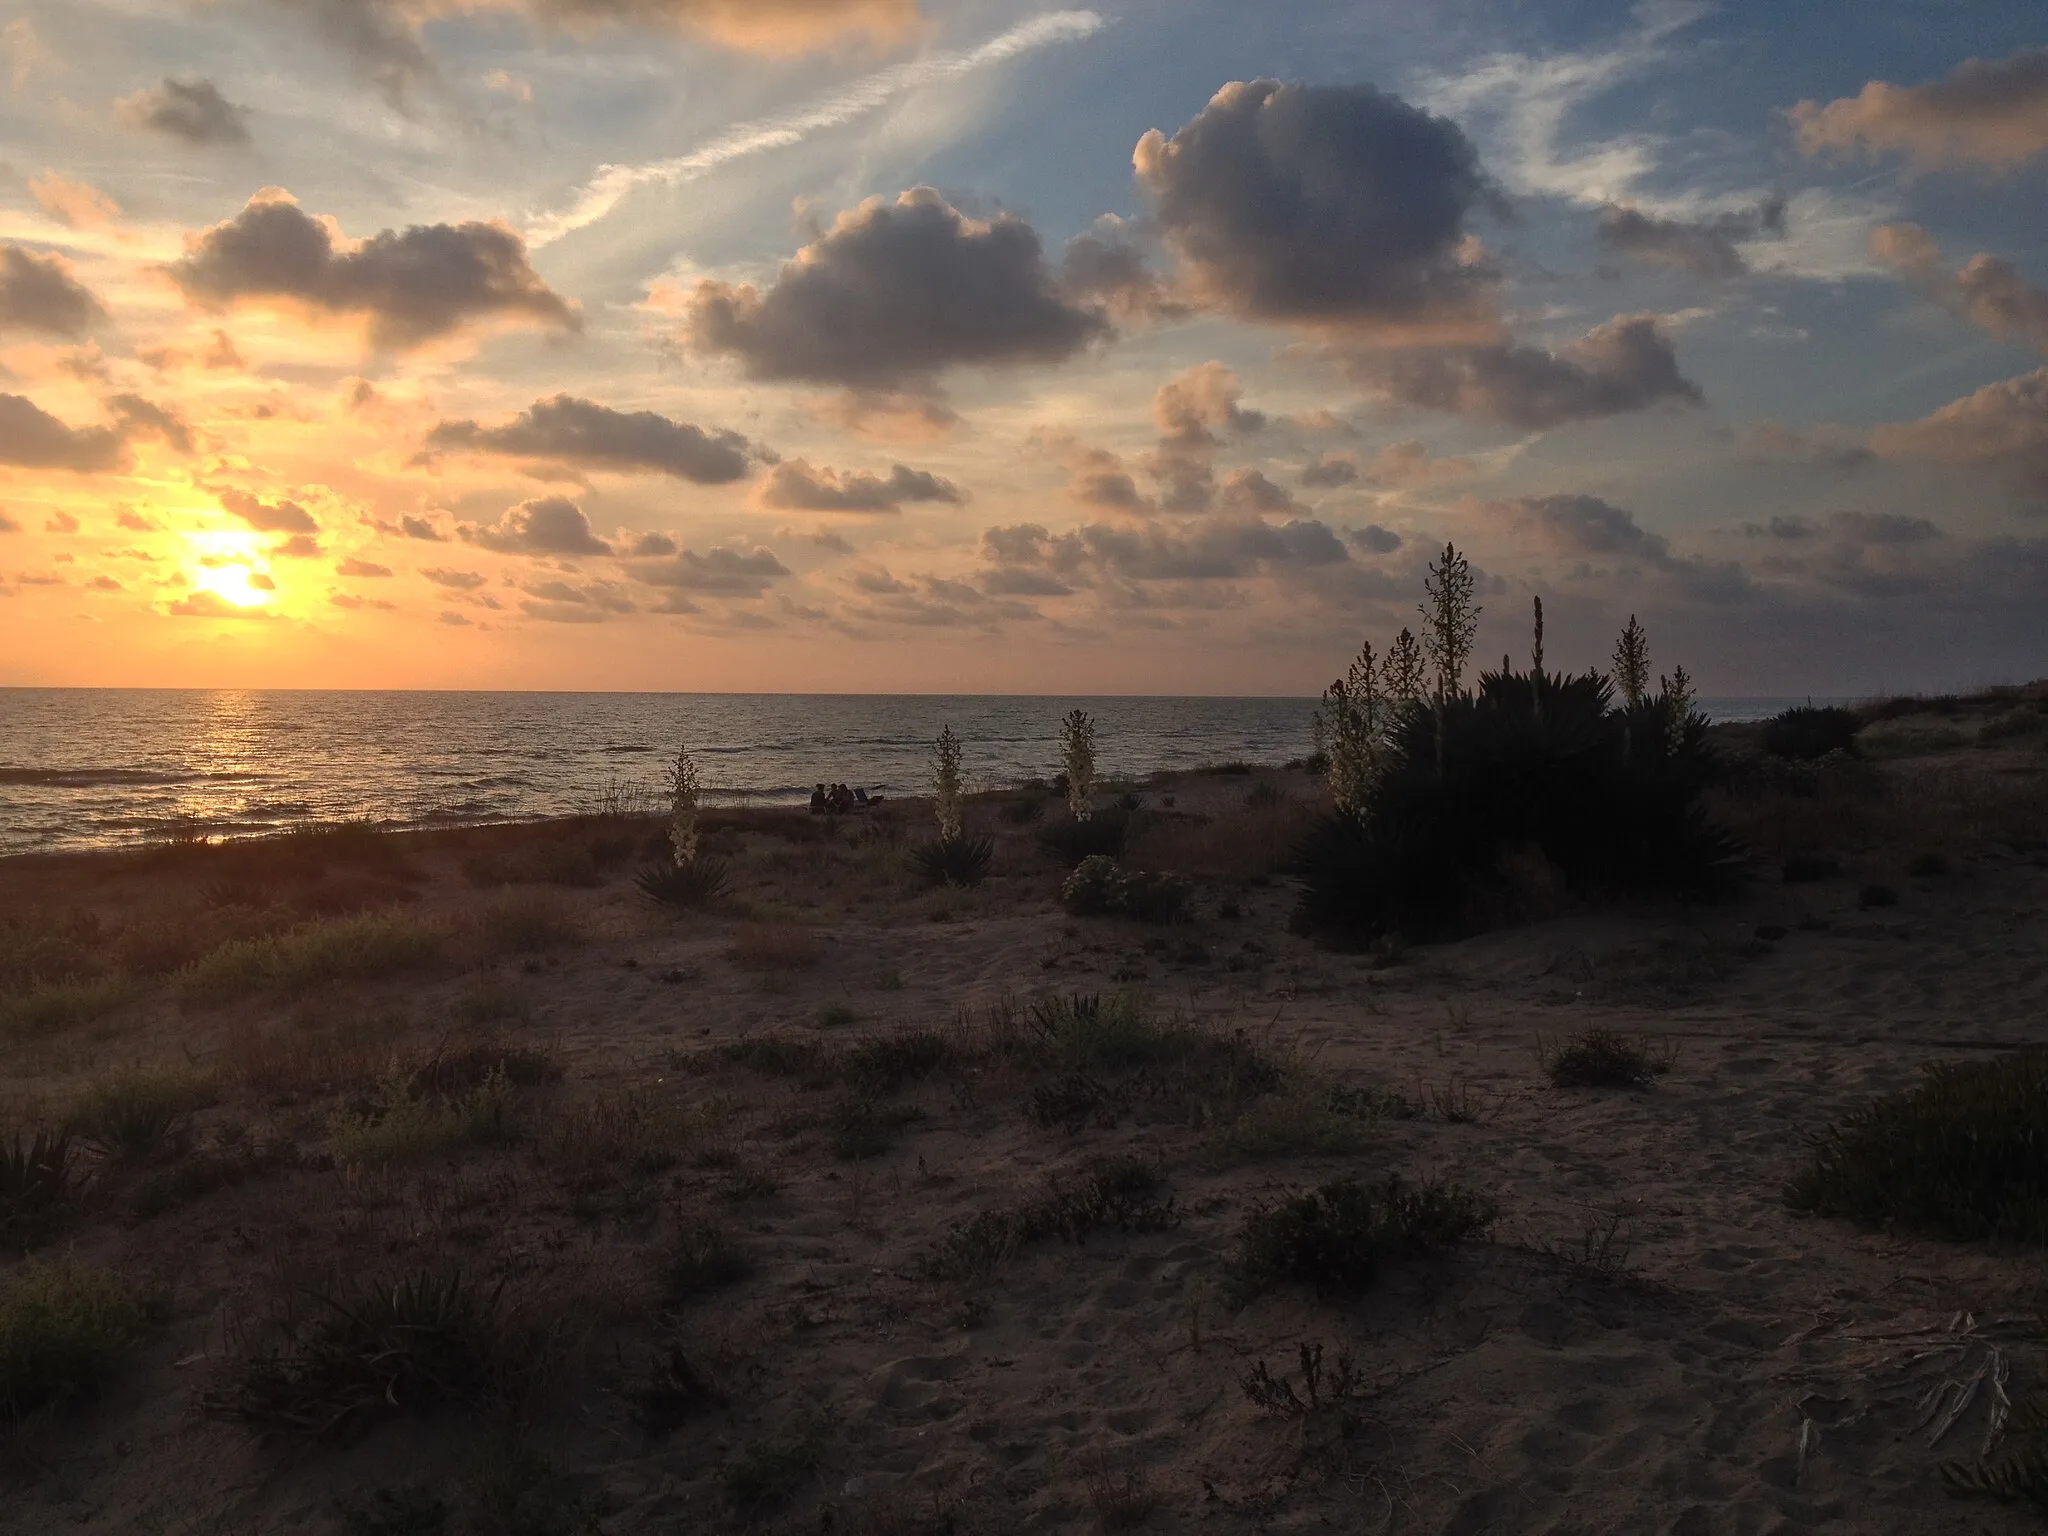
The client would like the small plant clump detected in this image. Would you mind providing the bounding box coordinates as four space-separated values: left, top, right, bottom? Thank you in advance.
66 1066 217 1164
1227 1176 1495 1302
1058 856 1192 924
1786 1050 2048 1244
1240 1341 1369 1421
663 1220 755 1304
1539 1028 1675 1089
0 1129 78 1245
1036 810 1131 867
0 1254 149 1422
328 1064 519 1167
917 1157 1181 1282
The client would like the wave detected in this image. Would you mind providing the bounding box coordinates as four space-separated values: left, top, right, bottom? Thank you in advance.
0 766 203 788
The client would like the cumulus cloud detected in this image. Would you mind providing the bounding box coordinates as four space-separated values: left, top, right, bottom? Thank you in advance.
1153 361 1265 452
0 513 17 532
330 591 396 611
1596 198 1787 280
1350 524 1403 554
1733 421 1875 471
273 534 323 558
1872 366 2048 509
169 190 577 350
681 187 1107 391
217 488 319 534
1362 314 1703 429
337 556 393 577
117 77 251 143
1791 48 2048 170
753 459 962 513
45 511 79 534
0 394 126 472
399 514 445 540
632 545 790 596
1303 439 1477 489
1059 225 1185 324
1133 78 1496 336
0 246 104 337
1871 223 2048 354
423 394 755 483
980 512 1349 586
516 576 635 622
461 495 613 555
421 566 487 588
1486 492 1749 601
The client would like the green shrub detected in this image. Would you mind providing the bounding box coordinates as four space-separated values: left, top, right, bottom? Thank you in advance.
1786 1051 2048 1243
634 858 730 908
0 1255 148 1421
908 835 993 888
1058 857 1191 923
1227 1176 1495 1302
179 910 444 1002
1539 1029 1673 1089
329 1065 519 1167
1762 705 1862 760
205 1269 533 1441
1293 671 1745 942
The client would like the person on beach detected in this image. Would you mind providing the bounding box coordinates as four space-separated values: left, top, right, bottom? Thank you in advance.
810 784 827 814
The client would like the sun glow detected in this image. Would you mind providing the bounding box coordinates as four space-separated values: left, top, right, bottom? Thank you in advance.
183 531 277 609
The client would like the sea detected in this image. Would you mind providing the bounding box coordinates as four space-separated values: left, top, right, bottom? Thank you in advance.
0 690 1826 857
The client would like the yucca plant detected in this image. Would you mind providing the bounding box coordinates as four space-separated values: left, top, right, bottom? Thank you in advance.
0 1129 76 1244
635 742 728 908
1059 709 1097 821
911 727 990 885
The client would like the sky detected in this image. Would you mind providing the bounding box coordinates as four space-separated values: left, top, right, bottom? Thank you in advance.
0 0 2043 696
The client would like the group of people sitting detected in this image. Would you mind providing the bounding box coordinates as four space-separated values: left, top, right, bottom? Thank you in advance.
809 782 874 814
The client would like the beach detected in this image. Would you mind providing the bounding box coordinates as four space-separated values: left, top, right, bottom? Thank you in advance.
2 699 2046 1534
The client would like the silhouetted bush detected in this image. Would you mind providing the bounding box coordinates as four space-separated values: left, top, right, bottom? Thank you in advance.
1292 668 1745 942
1786 1051 2048 1244
1763 705 1862 761
1059 857 1191 923
634 858 730 908
1037 811 1130 867
1540 1028 1673 1089
908 834 993 887
1227 1176 1494 1302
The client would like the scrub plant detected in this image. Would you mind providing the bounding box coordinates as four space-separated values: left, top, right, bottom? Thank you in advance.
1060 709 1097 821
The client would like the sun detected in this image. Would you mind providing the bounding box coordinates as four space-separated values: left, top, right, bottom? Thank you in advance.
182 530 277 610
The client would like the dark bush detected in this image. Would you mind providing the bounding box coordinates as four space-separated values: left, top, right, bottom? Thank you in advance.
1058 857 1191 924
908 835 993 888
634 858 730 908
1786 1051 2048 1243
1541 1028 1672 1089
1 1129 77 1245
1293 669 1745 942
1036 811 1130 867
1227 1176 1494 1302
1762 705 1862 761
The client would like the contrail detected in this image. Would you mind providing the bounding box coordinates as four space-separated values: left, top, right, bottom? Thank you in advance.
526 10 1106 247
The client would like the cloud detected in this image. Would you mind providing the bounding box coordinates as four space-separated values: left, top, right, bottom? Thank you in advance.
45 511 78 533
421 566 487 588
515 576 635 621
0 513 16 532
168 589 272 619
1872 366 2048 509
139 328 245 374
330 591 396 611
812 390 960 443
1350 524 1403 554
1493 492 1671 561
106 394 194 454
1362 314 1702 428
1596 198 1787 280
0 394 126 472
527 9 1103 243
273 534 323 558
753 459 962 514
1059 225 1184 324
632 545 790 596
1153 362 1265 452
681 187 1107 391
1871 223 2048 354
400 514 444 540
981 512 1349 585
337 557 393 577
1733 421 1874 470
0 246 103 337
218 488 319 534
116 77 251 143
169 189 577 350
461 495 612 555
29 174 121 230
424 394 754 483
1791 48 2048 170
1133 78 1495 336
1303 439 1477 489
1062 445 1150 513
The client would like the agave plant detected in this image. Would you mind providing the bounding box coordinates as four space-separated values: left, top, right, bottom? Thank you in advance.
909 834 994 888
635 858 731 908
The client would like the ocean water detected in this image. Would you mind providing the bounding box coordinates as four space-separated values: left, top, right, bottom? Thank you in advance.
0 689 1818 856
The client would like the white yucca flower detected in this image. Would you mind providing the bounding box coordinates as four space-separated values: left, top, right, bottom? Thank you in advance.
1320 642 1387 820
932 725 964 841
1059 708 1096 821
1661 665 1696 756
665 744 700 865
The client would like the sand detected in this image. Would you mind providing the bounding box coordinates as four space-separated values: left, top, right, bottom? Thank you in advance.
2 728 2047 1535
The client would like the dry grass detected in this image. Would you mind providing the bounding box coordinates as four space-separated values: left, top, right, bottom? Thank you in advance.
218 1010 404 1100
725 924 820 972
1713 757 2048 864
1124 799 1317 880
0 976 138 1039
476 890 584 955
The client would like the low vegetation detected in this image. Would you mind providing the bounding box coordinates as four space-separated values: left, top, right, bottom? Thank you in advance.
1539 1029 1675 1089
0 1129 79 1247
1786 1050 2048 1244
1058 856 1192 923
1227 1175 1495 1302
1762 705 1862 761
0 1255 149 1423
178 909 445 1002
328 1064 521 1167
918 1157 1181 1282
65 1066 217 1164
908 834 994 888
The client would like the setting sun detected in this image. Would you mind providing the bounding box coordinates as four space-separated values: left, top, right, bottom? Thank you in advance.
181 532 275 610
